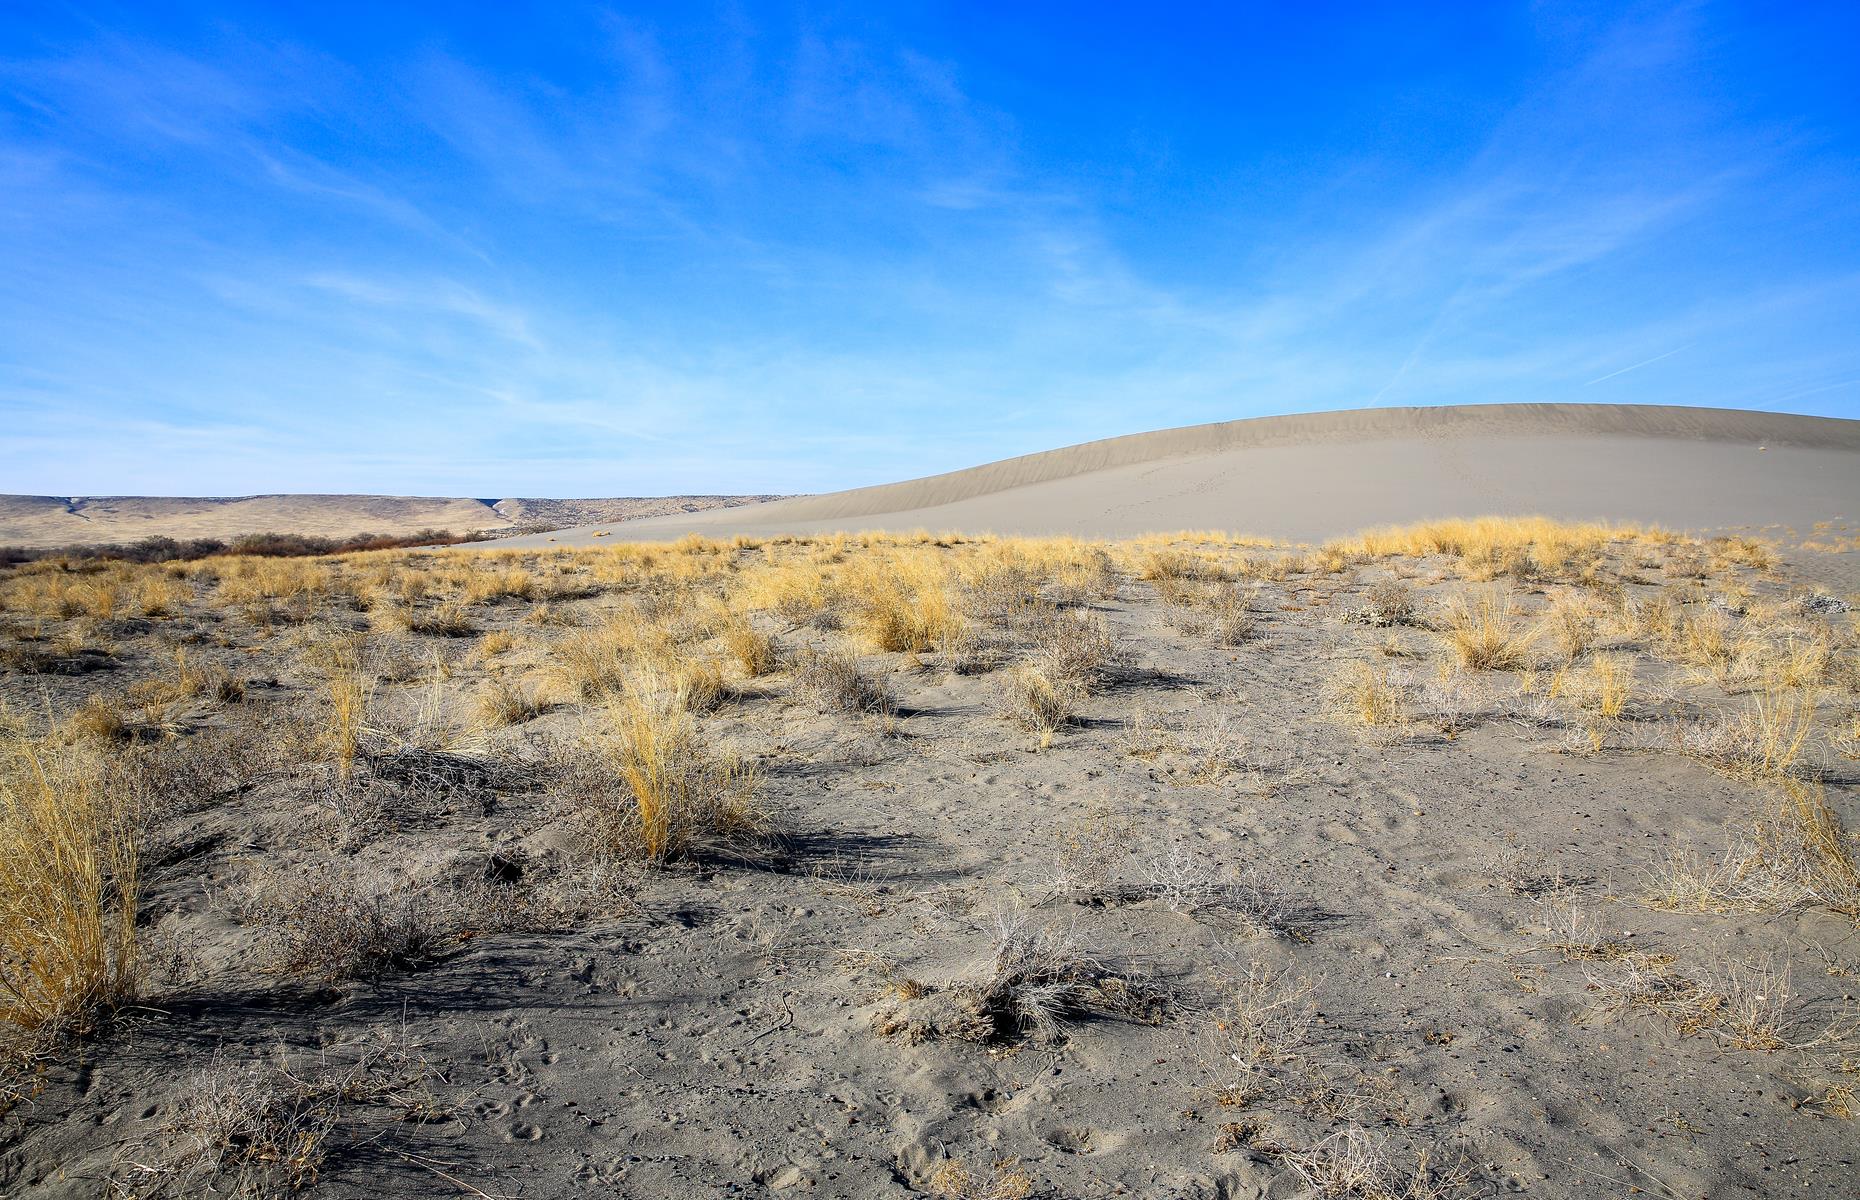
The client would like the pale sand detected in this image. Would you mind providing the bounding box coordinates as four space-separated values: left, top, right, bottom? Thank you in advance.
494 403 1860 547
7 534 1860 1198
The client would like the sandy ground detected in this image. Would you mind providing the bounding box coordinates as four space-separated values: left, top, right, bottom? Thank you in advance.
2 529 1857 1198
0 494 785 550
493 405 1860 548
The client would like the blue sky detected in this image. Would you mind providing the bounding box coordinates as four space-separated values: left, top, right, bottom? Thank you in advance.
3 2 1857 497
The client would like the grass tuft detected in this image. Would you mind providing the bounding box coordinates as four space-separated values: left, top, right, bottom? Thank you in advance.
1 732 139 1078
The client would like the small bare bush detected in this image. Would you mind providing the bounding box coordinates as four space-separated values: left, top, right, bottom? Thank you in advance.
999 664 1078 737
1356 579 1415 627
872 911 1165 1046
238 869 493 984
123 1054 341 1196
1489 838 1567 896
1048 813 1128 903
1586 952 1854 1052
1025 609 1120 693
964 910 1166 1043
1410 663 1486 736
1277 1128 1473 1200
939 621 1009 675
1671 684 1813 779
1217 962 1319 1073
1143 844 1297 936
793 645 894 716
119 1027 445 1198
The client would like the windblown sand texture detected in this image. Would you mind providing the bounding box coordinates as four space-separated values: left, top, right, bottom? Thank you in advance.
496 404 1860 547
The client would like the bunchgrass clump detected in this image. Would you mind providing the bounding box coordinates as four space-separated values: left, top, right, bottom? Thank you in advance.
1441 589 1534 670
1 731 139 1079
583 671 769 863
1335 661 1407 728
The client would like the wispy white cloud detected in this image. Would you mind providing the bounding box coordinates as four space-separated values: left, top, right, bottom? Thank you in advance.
0 3 1855 496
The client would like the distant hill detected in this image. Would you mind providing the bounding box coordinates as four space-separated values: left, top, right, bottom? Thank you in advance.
0 493 787 550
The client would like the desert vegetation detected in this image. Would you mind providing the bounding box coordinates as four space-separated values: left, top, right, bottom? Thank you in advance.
0 516 1855 1196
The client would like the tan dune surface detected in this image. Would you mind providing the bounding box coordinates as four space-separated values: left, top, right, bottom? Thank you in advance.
493 403 1860 548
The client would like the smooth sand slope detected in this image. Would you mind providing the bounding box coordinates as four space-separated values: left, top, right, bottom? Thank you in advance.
496 404 1860 547
0 493 785 549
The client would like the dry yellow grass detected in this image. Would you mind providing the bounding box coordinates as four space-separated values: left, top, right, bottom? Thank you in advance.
1441 589 1535 671
67 695 131 744
1337 661 1406 727
845 554 959 653
1675 682 1816 780
554 613 670 698
1542 593 1597 662
594 671 764 862
720 615 777 677
928 1158 1035 1199
476 675 546 727
312 637 372 775
1578 654 1634 721
1 730 139 1073
1771 781 1860 923
134 574 190 618
463 566 536 605
1338 515 1638 581
1667 608 1734 674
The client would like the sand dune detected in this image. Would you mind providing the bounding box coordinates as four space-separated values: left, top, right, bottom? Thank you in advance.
0 493 785 550
495 403 1860 547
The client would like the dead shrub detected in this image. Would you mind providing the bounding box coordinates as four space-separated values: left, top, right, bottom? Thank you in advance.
1276 1128 1473 1200
1141 843 1297 935
961 559 1044 623
879 911 1166 1046
117 1026 446 1198
793 645 894 716
1355 579 1416 627
998 665 1079 737
1025 609 1119 693
237 869 494 985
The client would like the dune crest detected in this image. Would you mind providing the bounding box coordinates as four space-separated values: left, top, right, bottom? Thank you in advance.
496 403 1860 546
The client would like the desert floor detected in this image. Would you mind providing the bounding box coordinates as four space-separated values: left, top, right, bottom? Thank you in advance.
2 519 1857 1199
